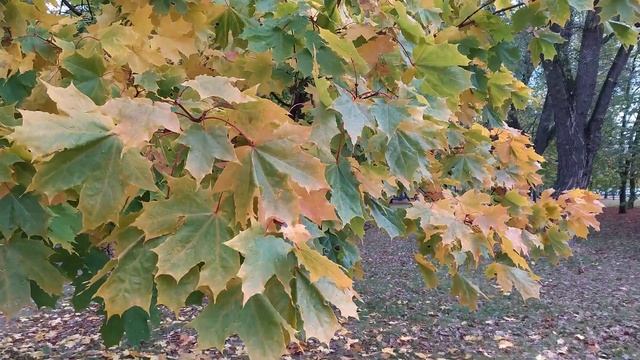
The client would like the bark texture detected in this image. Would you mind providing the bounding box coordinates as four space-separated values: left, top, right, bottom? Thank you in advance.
538 10 633 191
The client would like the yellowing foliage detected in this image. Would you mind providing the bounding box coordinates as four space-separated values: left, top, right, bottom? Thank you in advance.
0 0 633 358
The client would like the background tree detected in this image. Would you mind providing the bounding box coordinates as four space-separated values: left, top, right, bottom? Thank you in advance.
534 8 637 191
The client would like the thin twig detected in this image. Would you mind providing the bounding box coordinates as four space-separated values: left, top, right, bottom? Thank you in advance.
395 35 416 67
351 58 359 98
202 115 254 146
457 0 495 28
493 2 525 15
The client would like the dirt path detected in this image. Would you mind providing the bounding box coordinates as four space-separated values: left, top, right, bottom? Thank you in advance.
1 208 639 359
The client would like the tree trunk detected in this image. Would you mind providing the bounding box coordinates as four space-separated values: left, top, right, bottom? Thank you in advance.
628 177 636 209
619 159 630 213
583 45 634 185
542 9 633 192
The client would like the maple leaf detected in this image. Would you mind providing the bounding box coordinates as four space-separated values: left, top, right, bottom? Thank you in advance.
0 186 49 238
295 242 353 290
0 239 65 317
451 273 485 311
177 120 237 184
225 226 294 304
183 75 254 104
101 97 181 149
156 267 200 315
415 253 438 288
282 223 312 245
486 263 541 300
10 84 173 228
190 279 296 360
295 270 340 344
473 205 510 235
133 177 240 299
326 159 365 224
94 228 157 318
331 87 373 144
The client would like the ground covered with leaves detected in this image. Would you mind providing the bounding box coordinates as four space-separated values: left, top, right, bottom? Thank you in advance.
1 207 638 360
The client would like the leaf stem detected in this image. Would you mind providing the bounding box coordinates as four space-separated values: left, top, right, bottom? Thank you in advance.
214 192 224 214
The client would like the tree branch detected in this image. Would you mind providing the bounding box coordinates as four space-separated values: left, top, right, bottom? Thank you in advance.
493 2 525 15
585 45 634 161
573 10 604 129
61 0 83 16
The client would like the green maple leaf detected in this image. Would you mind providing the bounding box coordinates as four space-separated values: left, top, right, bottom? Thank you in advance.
213 7 244 48
225 225 294 303
134 71 161 92
62 52 110 105
331 87 372 144
415 254 438 288
529 30 565 66
177 120 237 183
156 267 200 315
385 130 429 182
0 186 49 239
451 273 485 310
318 28 369 75
134 177 240 298
0 71 37 105
325 159 364 224
294 270 340 344
608 21 639 47
190 279 296 360
370 100 409 135
153 215 237 286
366 196 406 238
598 0 640 24
47 203 82 252
0 238 65 317
393 2 426 44
419 66 473 98
95 228 157 318
413 43 470 69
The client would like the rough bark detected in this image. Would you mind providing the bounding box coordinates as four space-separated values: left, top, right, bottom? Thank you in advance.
534 92 556 155
542 9 634 191
583 45 633 184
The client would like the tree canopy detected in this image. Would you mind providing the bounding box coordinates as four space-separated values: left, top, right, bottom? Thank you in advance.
1 0 637 358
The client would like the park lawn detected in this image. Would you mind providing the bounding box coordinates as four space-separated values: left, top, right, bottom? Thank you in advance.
1 208 638 359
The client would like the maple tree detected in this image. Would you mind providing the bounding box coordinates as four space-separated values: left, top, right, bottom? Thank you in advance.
0 0 636 358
